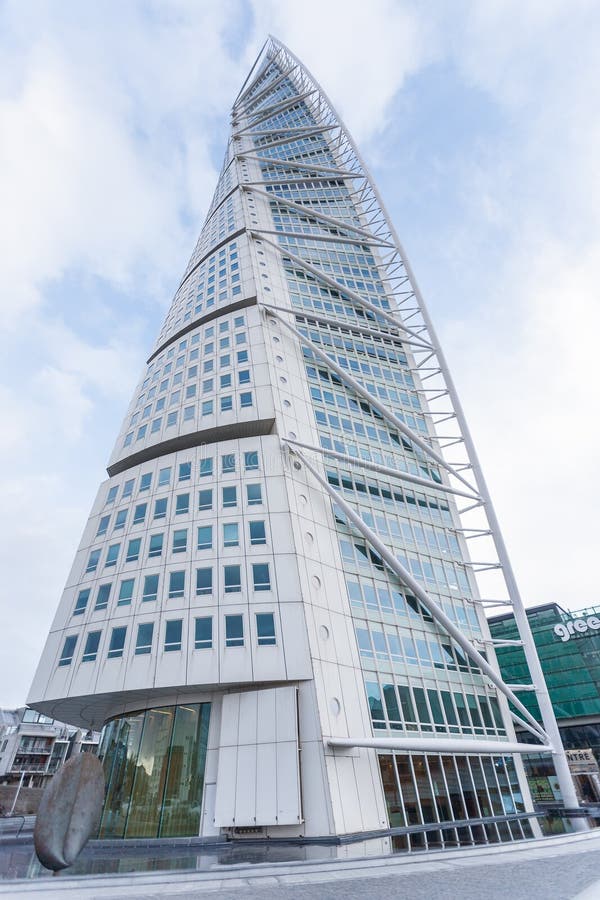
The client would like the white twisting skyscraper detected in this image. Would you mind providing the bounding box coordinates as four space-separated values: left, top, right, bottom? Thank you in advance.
29 38 577 846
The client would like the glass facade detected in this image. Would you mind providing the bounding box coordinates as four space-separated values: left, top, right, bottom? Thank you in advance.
98 703 211 838
491 603 600 808
378 752 532 850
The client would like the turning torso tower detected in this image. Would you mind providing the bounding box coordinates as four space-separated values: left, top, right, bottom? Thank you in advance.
29 38 575 846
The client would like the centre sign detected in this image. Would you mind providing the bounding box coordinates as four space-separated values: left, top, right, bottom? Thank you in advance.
553 616 600 642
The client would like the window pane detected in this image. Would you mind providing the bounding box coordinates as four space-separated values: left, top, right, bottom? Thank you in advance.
165 619 182 651
194 617 212 649
197 525 212 550
135 623 154 655
224 565 241 593
252 563 270 591
223 522 239 547
82 630 101 662
108 626 127 658
169 571 185 598
198 489 212 510
73 589 90 615
249 521 266 545
246 484 262 505
95 583 112 611
58 635 77 666
256 613 276 646
225 614 243 647
173 529 188 553
222 486 236 507
176 493 190 514
196 567 213 595
118 579 134 605
143 574 159 602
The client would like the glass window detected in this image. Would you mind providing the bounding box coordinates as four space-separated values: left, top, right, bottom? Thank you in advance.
222 486 237 508
142 574 159 602
176 493 190 515
240 392 252 408
58 635 77 666
256 613 276 646
202 400 213 416
139 473 152 492
165 619 182 652
252 563 270 592
244 451 258 471
172 529 188 553
96 515 110 536
107 626 127 659
118 579 134 606
198 489 212 511
221 454 235 474
179 462 191 482
225 614 243 647
154 497 168 519
126 538 141 562
158 467 171 486
135 623 154 655
122 479 134 498
224 565 241 593
105 544 120 567
199 458 213 477
246 483 262 505
94 583 111 611
197 525 212 550
106 485 118 505
194 566 212 596
223 522 239 547
238 370 250 385
133 503 147 524
169 570 185 599
249 520 266 545
114 509 127 530
220 396 232 412
194 617 212 650
82 630 101 662
73 589 90 616
86 549 101 572
146 534 164 560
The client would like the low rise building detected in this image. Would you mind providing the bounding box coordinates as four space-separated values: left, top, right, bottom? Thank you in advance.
489 603 600 806
0 707 99 790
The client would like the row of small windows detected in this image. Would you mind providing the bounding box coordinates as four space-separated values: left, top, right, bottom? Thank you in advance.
365 679 506 737
74 563 272 615
131 367 252 428
89 520 267 570
124 393 254 446
339 535 471 597
98 484 263 537
105 453 260 506
355 623 481 676
158 241 242 343
60 612 276 667
144 309 246 404
326 469 452 527
346 576 480 634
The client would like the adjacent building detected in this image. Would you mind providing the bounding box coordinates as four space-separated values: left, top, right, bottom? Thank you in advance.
28 38 569 847
0 708 98 790
490 603 600 806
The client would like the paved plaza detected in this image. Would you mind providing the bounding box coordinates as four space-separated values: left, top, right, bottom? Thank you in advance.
2 830 600 900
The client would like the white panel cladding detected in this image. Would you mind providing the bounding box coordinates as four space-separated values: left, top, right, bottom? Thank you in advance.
214 685 302 827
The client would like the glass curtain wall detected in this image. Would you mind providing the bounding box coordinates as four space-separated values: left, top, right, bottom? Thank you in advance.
378 753 532 850
242 57 525 847
98 703 211 838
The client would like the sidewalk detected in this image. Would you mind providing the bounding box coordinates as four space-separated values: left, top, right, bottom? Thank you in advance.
2 829 600 900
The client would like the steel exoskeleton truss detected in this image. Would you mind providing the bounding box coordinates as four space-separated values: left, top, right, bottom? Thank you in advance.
232 37 582 814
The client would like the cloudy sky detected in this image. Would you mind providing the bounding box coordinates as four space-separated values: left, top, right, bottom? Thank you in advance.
1 0 598 708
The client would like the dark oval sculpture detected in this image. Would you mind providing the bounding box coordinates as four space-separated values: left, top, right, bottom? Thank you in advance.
34 752 105 871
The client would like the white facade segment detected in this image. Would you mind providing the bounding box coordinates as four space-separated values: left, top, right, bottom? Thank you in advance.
27 37 572 846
